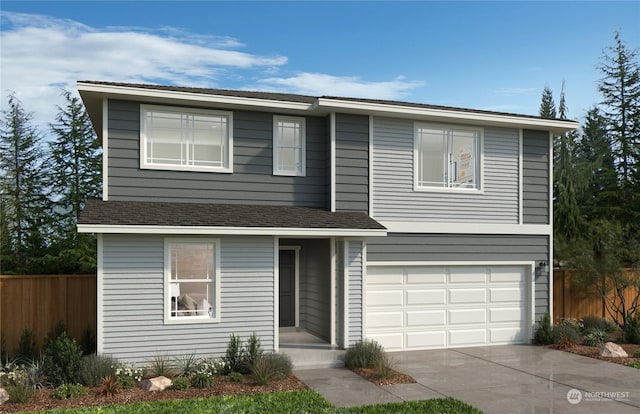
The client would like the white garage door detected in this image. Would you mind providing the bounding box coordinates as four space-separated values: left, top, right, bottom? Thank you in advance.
365 265 531 350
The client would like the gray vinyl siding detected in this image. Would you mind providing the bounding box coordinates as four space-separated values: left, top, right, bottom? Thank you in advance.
335 114 369 213
523 130 550 224
367 233 550 319
335 239 345 348
107 100 329 207
101 234 275 365
280 239 331 341
371 117 519 223
347 241 364 345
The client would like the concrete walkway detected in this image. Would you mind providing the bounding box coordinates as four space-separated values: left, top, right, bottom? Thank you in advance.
295 345 640 413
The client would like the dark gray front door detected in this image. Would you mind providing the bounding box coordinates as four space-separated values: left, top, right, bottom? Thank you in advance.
279 250 295 327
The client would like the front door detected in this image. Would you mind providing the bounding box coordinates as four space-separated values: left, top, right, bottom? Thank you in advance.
279 250 295 327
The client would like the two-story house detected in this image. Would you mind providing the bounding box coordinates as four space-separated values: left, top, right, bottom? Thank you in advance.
77 81 577 365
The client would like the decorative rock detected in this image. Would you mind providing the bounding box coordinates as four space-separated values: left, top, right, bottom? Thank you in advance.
139 376 172 392
600 342 628 358
0 387 9 405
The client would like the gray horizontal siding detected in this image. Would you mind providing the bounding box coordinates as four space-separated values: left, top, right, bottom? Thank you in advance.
367 233 550 319
335 114 369 213
348 240 363 345
107 100 328 207
101 234 274 365
372 117 519 223
523 130 550 224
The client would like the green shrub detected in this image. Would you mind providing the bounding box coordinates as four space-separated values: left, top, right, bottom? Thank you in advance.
533 313 554 345
174 352 199 378
171 376 191 390
582 328 606 347
52 383 88 400
5 382 34 403
79 325 96 356
190 372 214 388
226 371 243 383
42 331 83 386
223 333 245 374
250 353 292 385
633 348 640 358
15 328 38 360
627 361 640 369
21 358 47 389
375 353 394 379
44 321 68 346
245 332 263 368
148 354 176 378
118 375 136 389
581 316 616 333
625 313 640 344
78 354 118 387
553 324 580 348
344 339 386 369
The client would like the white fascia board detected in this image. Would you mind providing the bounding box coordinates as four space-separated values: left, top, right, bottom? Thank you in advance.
77 82 313 113
316 98 579 134
381 221 551 235
367 260 535 267
77 224 387 237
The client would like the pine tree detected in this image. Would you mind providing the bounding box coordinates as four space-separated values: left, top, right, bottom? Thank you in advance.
48 91 102 273
0 93 50 273
539 85 557 119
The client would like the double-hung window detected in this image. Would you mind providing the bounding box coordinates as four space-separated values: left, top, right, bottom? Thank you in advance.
165 239 220 324
415 124 481 190
273 115 305 176
141 105 232 173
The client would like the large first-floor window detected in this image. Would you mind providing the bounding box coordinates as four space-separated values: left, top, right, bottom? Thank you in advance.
165 238 220 323
415 123 481 190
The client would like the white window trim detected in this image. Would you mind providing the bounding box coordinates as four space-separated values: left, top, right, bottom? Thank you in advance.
413 122 484 193
140 104 233 173
163 237 221 325
273 115 306 176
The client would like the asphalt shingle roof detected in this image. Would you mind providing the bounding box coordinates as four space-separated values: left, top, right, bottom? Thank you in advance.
78 198 386 230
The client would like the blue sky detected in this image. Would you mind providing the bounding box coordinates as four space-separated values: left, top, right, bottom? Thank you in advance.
1 1 638 133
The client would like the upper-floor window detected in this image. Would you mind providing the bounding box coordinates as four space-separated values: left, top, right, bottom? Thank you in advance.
415 124 481 190
273 115 305 176
141 105 233 173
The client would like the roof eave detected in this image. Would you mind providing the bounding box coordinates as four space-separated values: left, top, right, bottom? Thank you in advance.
77 224 387 237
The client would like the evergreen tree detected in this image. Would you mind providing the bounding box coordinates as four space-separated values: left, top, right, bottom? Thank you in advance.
539 85 557 119
48 91 101 273
0 93 50 274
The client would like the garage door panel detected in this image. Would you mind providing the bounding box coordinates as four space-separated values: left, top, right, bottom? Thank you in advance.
366 265 529 351
406 267 446 284
449 329 487 346
367 290 403 307
406 310 446 327
449 309 486 325
406 289 446 306
449 288 486 304
407 331 446 348
489 287 523 303
367 312 403 329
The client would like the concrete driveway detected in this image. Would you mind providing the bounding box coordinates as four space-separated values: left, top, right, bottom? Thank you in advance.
295 345 640 413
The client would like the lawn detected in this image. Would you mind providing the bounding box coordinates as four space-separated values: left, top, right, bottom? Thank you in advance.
20 390 483 414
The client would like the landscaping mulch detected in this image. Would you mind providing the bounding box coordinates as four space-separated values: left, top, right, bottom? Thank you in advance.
0 375 307 413
351 368 416 386
558 343 640 366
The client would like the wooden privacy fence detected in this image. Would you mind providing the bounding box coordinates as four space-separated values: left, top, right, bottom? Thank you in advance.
553 268 639 323
0 274 96 356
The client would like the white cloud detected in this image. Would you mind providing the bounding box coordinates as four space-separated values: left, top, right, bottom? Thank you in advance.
257 73 424 100
0 12 286 133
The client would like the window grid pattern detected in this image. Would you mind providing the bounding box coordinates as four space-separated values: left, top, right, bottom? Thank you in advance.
274 116 305 176
168 241 215 320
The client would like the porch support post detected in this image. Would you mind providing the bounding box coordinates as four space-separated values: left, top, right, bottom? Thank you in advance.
330 237 336 346
343 239 349 347
273 236 279 352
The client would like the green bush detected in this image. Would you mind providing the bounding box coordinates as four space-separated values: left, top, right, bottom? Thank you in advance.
222 333 246 374
633 348 640 358
582 328 606 346
250 353 292 385
42 331 83 386
5 382 34 403
225 371 243 383
78 354 118 387
148 354 176 378
245 332 263 368
344 339 386 369
553 324 580 348
533 313 554 345
625 313 640 344
52 383 88 400
15 328 38 360
581 316 616 333
190 372 214 388
118 375 136 389
80 326 96 356
170 376 191 390
173 352 199 378
627 361 640 369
